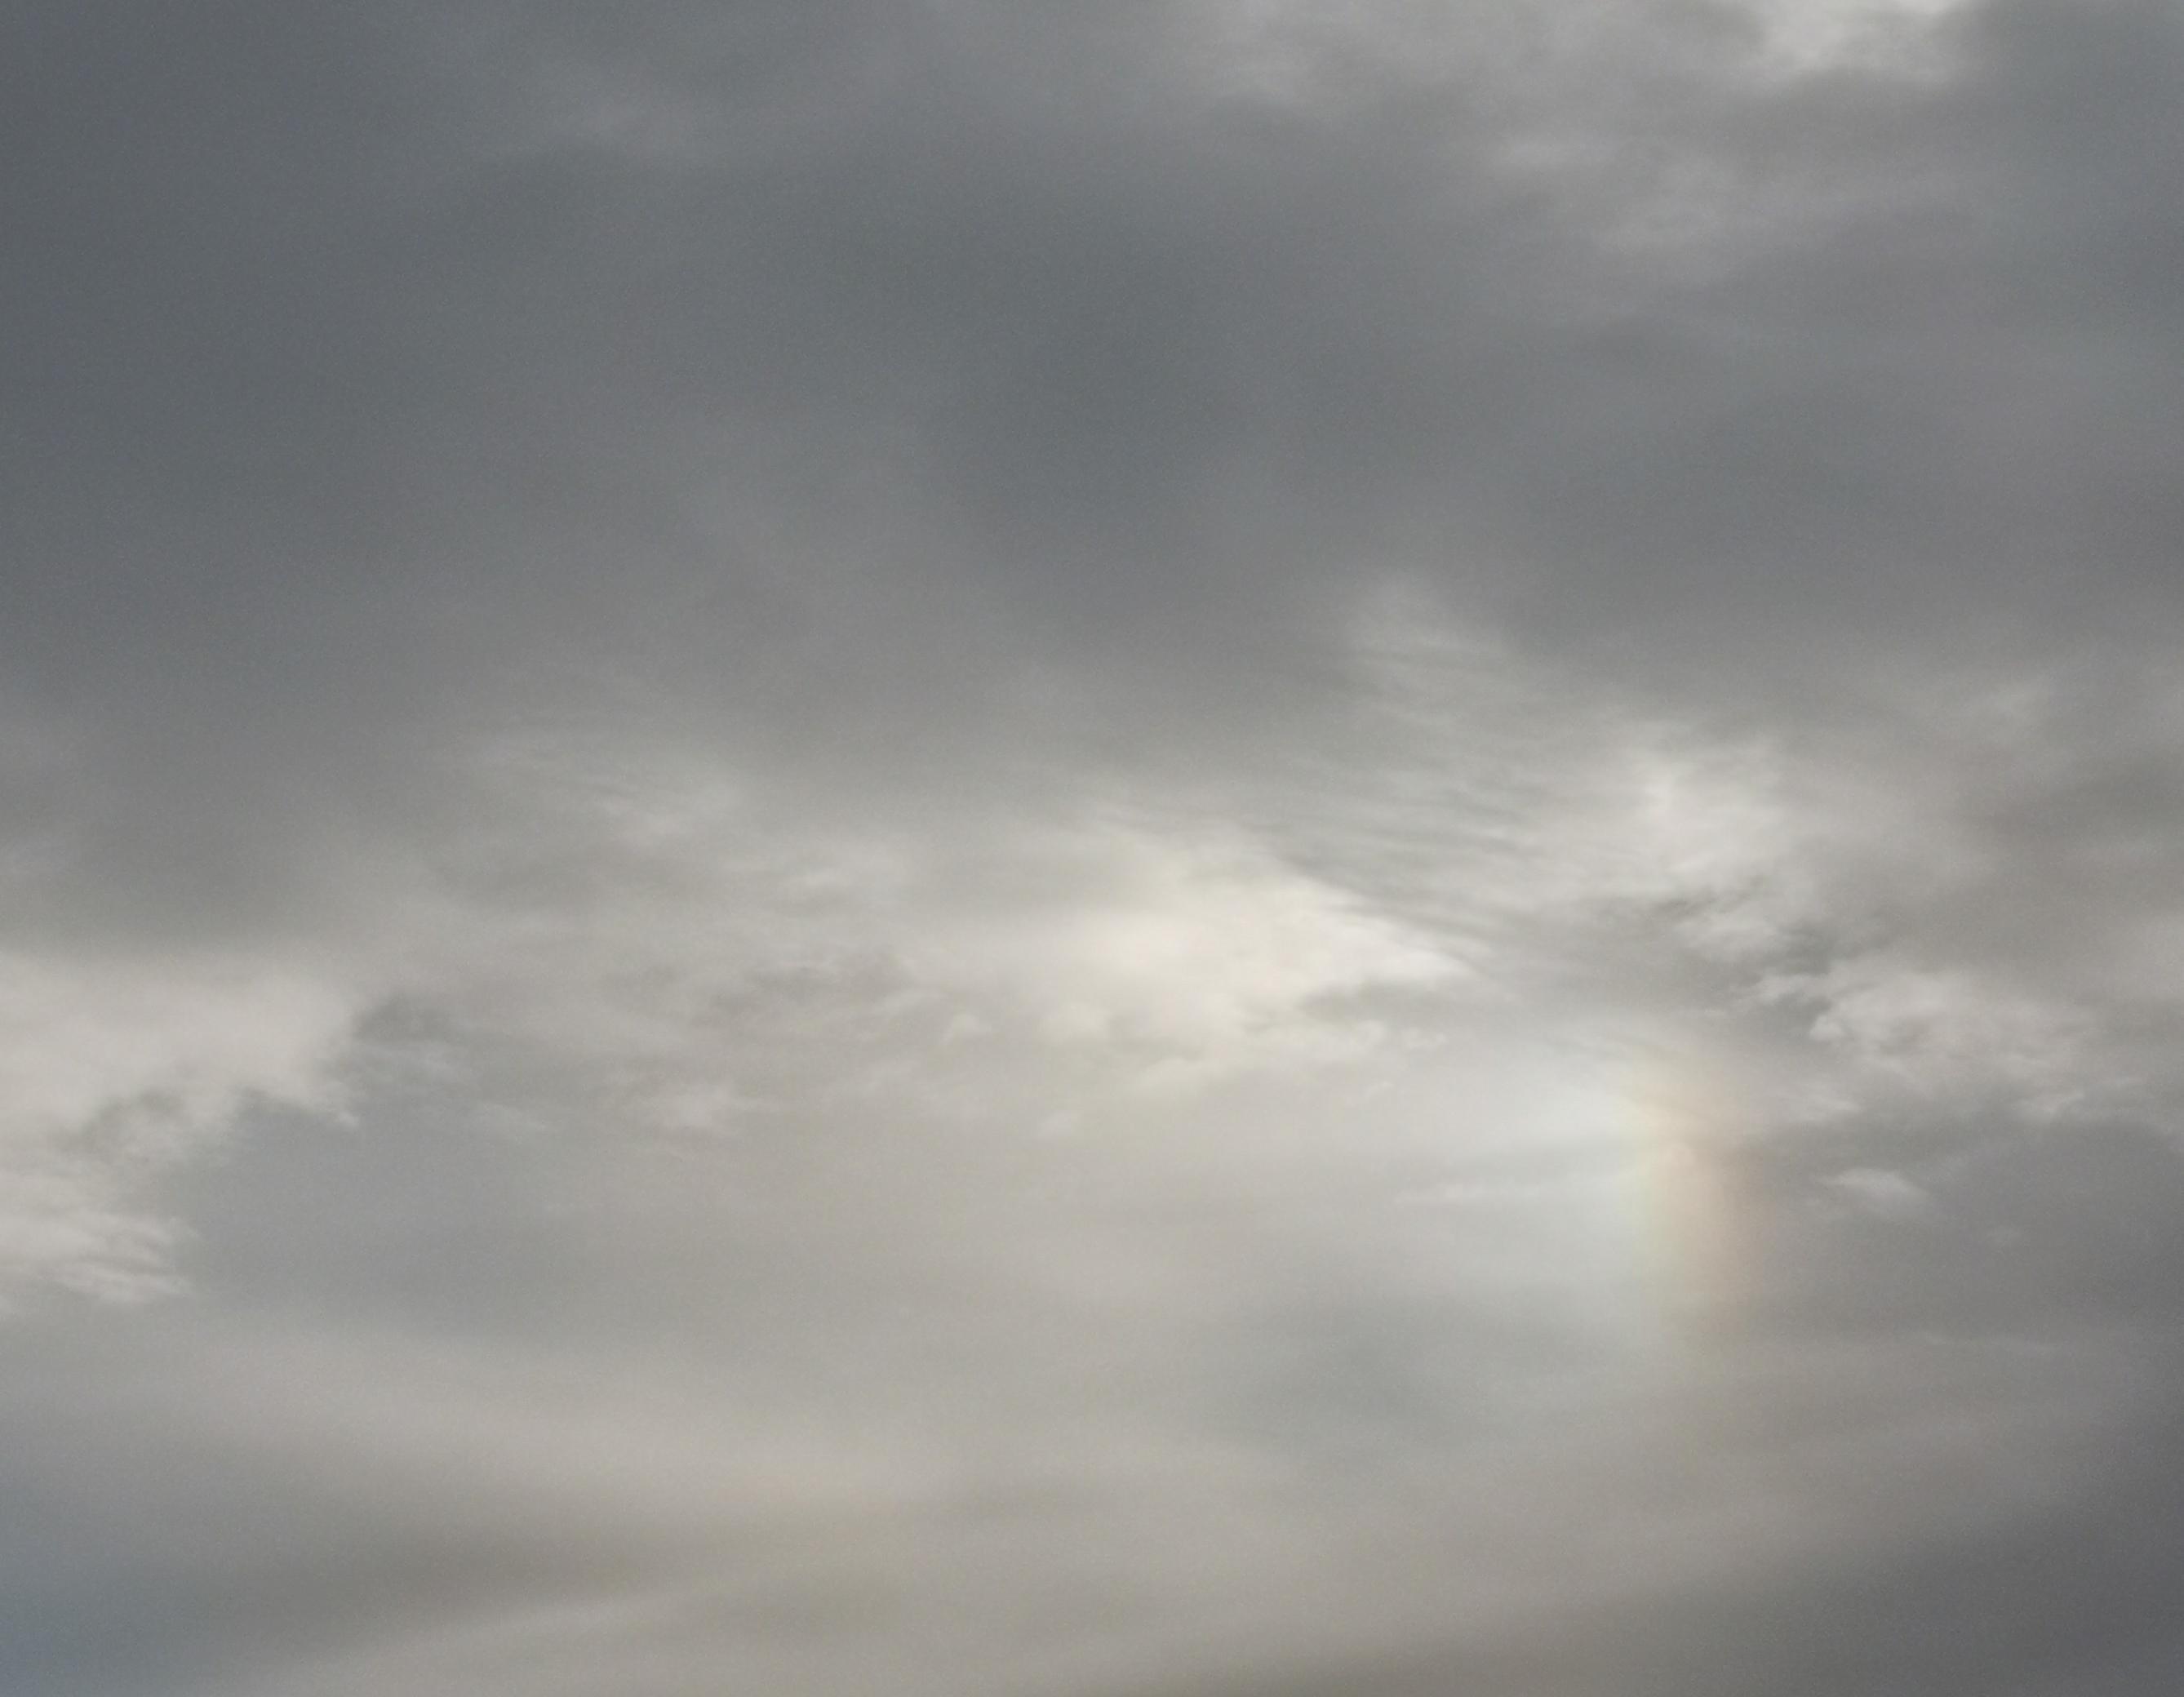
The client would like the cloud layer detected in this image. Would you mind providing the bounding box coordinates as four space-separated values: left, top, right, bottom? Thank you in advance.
5 1 2184 1691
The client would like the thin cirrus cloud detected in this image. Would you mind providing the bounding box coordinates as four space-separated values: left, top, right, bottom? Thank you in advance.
4 1 2184 1693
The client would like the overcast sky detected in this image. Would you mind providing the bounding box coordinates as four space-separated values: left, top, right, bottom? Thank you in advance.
4 1 2184 1691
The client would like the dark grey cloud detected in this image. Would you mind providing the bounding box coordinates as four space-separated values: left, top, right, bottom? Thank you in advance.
7 0 2178 785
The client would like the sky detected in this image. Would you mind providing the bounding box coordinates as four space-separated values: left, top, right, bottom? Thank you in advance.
3 1 2184 1691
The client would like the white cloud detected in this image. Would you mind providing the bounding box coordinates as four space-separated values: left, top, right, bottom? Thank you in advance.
0 615 2162 1309
1825 1165 1937 1221
0 949 366 1304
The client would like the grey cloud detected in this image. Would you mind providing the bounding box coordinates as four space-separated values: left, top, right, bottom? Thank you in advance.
3 1093 2178 1696
7 0 2179 837
7 0 2184 1691
16 1 2177 700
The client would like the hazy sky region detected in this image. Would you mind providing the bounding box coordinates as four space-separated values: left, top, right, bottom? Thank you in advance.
5 2 2184 1691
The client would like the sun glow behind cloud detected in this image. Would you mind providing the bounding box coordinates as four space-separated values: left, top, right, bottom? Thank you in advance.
0 593 2120 1339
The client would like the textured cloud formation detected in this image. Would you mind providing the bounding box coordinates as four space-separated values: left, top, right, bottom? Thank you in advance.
5 1 2184 1692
